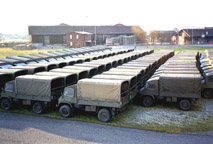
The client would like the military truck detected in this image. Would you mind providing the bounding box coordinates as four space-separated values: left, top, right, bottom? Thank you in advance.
140 74 202 110
58 78 129 122
1 75 64 114
201 72 213 98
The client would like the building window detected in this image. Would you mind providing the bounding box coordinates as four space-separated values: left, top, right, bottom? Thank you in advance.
76 35 79 39
70 35 72 39
70 42 72 46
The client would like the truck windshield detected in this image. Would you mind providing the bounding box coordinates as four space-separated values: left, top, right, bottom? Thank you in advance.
39 59 48 63
146 82 156 89
0 64 13 69
64 87 74 96
5 83 14 92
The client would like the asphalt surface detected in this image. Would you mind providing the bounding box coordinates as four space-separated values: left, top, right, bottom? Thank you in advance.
0 112 212 144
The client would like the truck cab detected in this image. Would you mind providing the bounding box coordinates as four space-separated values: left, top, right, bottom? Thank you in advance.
202 72 213 98
58 85 77 106
140 77 159 97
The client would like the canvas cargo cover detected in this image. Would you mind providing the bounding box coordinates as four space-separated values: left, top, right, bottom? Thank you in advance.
0 69 25 73
159 74 202 97
63 66 95 71
50 68 86 74
15 75 63 97
102 71 141 80
28 63 57 67
92 74 137 86
109 68 143 74
158 67 199 71
89 61 111 65
77 78 128 102
10 65 45 74
35 71 75 77
117 66 147 70
0 69 28 77
77 63 104 67
162 65 197 68
156 70 201 74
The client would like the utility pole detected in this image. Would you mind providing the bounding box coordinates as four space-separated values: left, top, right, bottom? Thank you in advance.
192 28 193 45
95 26 97 46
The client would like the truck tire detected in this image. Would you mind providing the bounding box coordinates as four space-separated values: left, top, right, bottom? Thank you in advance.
1 98 11 110
142 96 154 107
33 102 44 114
202 89 213 99
98 108 111 122
59 105 72 118
179 99 191 111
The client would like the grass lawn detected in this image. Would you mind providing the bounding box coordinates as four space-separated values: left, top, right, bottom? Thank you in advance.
0 103 212 134
0 48 63 58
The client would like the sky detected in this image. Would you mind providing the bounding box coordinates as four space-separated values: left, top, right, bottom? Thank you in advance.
0 0 213 34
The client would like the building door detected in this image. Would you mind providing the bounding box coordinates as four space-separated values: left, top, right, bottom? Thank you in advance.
44 36 50 45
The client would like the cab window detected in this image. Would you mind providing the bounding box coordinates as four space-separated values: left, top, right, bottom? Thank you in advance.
5 83 14 92
64 87 74 96
146 83 156 89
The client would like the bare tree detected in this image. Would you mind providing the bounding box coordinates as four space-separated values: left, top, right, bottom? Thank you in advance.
0 33 2 41
131 26 146 43
150 31 158 43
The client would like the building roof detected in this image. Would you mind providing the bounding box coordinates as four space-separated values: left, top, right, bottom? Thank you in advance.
182 29 213 37
29 25 134 35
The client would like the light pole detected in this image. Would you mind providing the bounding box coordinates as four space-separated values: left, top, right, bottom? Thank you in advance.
94 26 96 46
192 28 193 45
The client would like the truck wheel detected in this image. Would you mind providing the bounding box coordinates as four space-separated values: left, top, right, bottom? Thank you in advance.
202 89 213 99
142 96 154 107
179 99 191 111
1 98 11 110
33 102 44 114
59 105 72 118
98 108 111 122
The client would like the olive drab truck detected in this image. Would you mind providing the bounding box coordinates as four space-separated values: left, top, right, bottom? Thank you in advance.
140 74 202 110
1 75 64 114
58 78 130 122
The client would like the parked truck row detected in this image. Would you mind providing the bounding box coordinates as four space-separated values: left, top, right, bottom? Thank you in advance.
0 49 152 122
199 49 213 98
0 46 112 69
0 47 134 93
140 50 203 110
57 50 174 122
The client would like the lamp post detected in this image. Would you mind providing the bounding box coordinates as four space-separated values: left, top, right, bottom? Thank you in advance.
95 26 96 46
192 28 193 45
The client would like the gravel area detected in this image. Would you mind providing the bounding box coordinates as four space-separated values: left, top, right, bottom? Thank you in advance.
123 99 213 126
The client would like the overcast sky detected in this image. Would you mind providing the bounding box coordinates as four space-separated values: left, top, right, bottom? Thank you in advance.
1 0 213 34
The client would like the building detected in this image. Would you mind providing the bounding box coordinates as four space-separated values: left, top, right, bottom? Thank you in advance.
106 35 137 46
66 31 92 48
28 24 136 48
175 28 213 45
